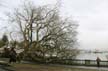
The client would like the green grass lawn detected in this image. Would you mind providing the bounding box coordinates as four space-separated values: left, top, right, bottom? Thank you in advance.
5 63 108 71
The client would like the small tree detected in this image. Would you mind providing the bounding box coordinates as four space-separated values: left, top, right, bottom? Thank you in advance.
2 34 8 43
0 34 8 48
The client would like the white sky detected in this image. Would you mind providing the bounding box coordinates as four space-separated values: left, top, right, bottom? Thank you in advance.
0 0 108 51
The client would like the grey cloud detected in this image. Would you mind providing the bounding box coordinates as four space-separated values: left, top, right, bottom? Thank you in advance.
61 0 108 50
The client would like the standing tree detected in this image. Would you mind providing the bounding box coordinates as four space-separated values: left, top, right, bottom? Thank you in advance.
7 2 78 62
2 34 8 43
0 34 9 57
0 34 8 48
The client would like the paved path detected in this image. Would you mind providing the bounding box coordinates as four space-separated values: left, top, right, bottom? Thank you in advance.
1 60 108 71
48 64 108 71
71 66 108 71
21 61 108 70
0 65 10 71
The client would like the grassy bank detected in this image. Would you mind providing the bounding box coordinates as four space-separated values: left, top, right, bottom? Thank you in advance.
5 63 108 71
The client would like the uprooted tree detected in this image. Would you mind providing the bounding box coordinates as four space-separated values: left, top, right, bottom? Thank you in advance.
7 2 78 62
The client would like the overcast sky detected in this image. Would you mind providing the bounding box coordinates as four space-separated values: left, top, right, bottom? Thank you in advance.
0 0 108 51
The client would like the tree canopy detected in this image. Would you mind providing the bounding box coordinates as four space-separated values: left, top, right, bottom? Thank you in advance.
7 2 78 62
